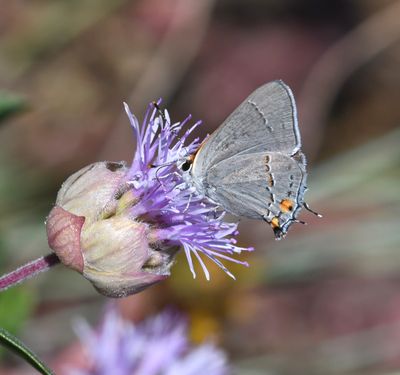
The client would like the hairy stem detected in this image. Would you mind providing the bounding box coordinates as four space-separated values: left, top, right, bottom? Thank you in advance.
0 253 60 292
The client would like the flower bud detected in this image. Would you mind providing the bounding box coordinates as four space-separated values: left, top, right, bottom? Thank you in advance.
46 161 175 297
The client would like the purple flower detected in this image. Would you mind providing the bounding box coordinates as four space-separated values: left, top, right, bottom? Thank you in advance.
46 101 252 297
71 308 229 375
123 102 252 279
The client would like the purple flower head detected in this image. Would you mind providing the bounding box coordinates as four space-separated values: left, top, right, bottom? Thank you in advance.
71 307 229 375
46 101 252 297
123 102 252 278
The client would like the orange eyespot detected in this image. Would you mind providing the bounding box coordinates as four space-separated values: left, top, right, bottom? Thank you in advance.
271 217 280 229
280 199 294 213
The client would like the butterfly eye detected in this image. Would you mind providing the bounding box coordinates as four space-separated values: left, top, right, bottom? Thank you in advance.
181 160 192 172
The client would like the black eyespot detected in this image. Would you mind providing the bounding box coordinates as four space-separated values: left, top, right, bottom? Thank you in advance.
181 161 192 172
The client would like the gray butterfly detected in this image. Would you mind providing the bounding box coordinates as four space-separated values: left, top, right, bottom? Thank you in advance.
180 80 319 239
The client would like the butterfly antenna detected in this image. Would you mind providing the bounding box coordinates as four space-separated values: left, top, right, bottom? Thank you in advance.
152 101 192 157
303 202 322 217
148 160 176 189
152 101 167 122
155 165 170 189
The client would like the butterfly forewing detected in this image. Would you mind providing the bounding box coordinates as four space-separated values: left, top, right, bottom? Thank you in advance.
192 80 301 178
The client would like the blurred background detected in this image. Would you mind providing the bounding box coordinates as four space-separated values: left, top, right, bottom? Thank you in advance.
0 0 400 374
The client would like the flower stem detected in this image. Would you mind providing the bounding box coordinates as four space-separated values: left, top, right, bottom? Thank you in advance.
0 253 60 292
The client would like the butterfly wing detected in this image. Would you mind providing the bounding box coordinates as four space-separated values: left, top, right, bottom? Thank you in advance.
192 80 301 179
204 151 307 239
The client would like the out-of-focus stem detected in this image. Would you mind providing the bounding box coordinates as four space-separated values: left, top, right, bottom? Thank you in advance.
0 253 60 292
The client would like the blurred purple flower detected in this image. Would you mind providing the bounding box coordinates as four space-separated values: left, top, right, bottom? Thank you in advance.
71 308 229 375
46 101 252 297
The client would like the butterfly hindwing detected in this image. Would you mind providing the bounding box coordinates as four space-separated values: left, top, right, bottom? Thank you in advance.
204 151 307 238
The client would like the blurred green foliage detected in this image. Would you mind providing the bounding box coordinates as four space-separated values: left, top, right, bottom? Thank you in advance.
0 288 35 335
0 92 26 123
